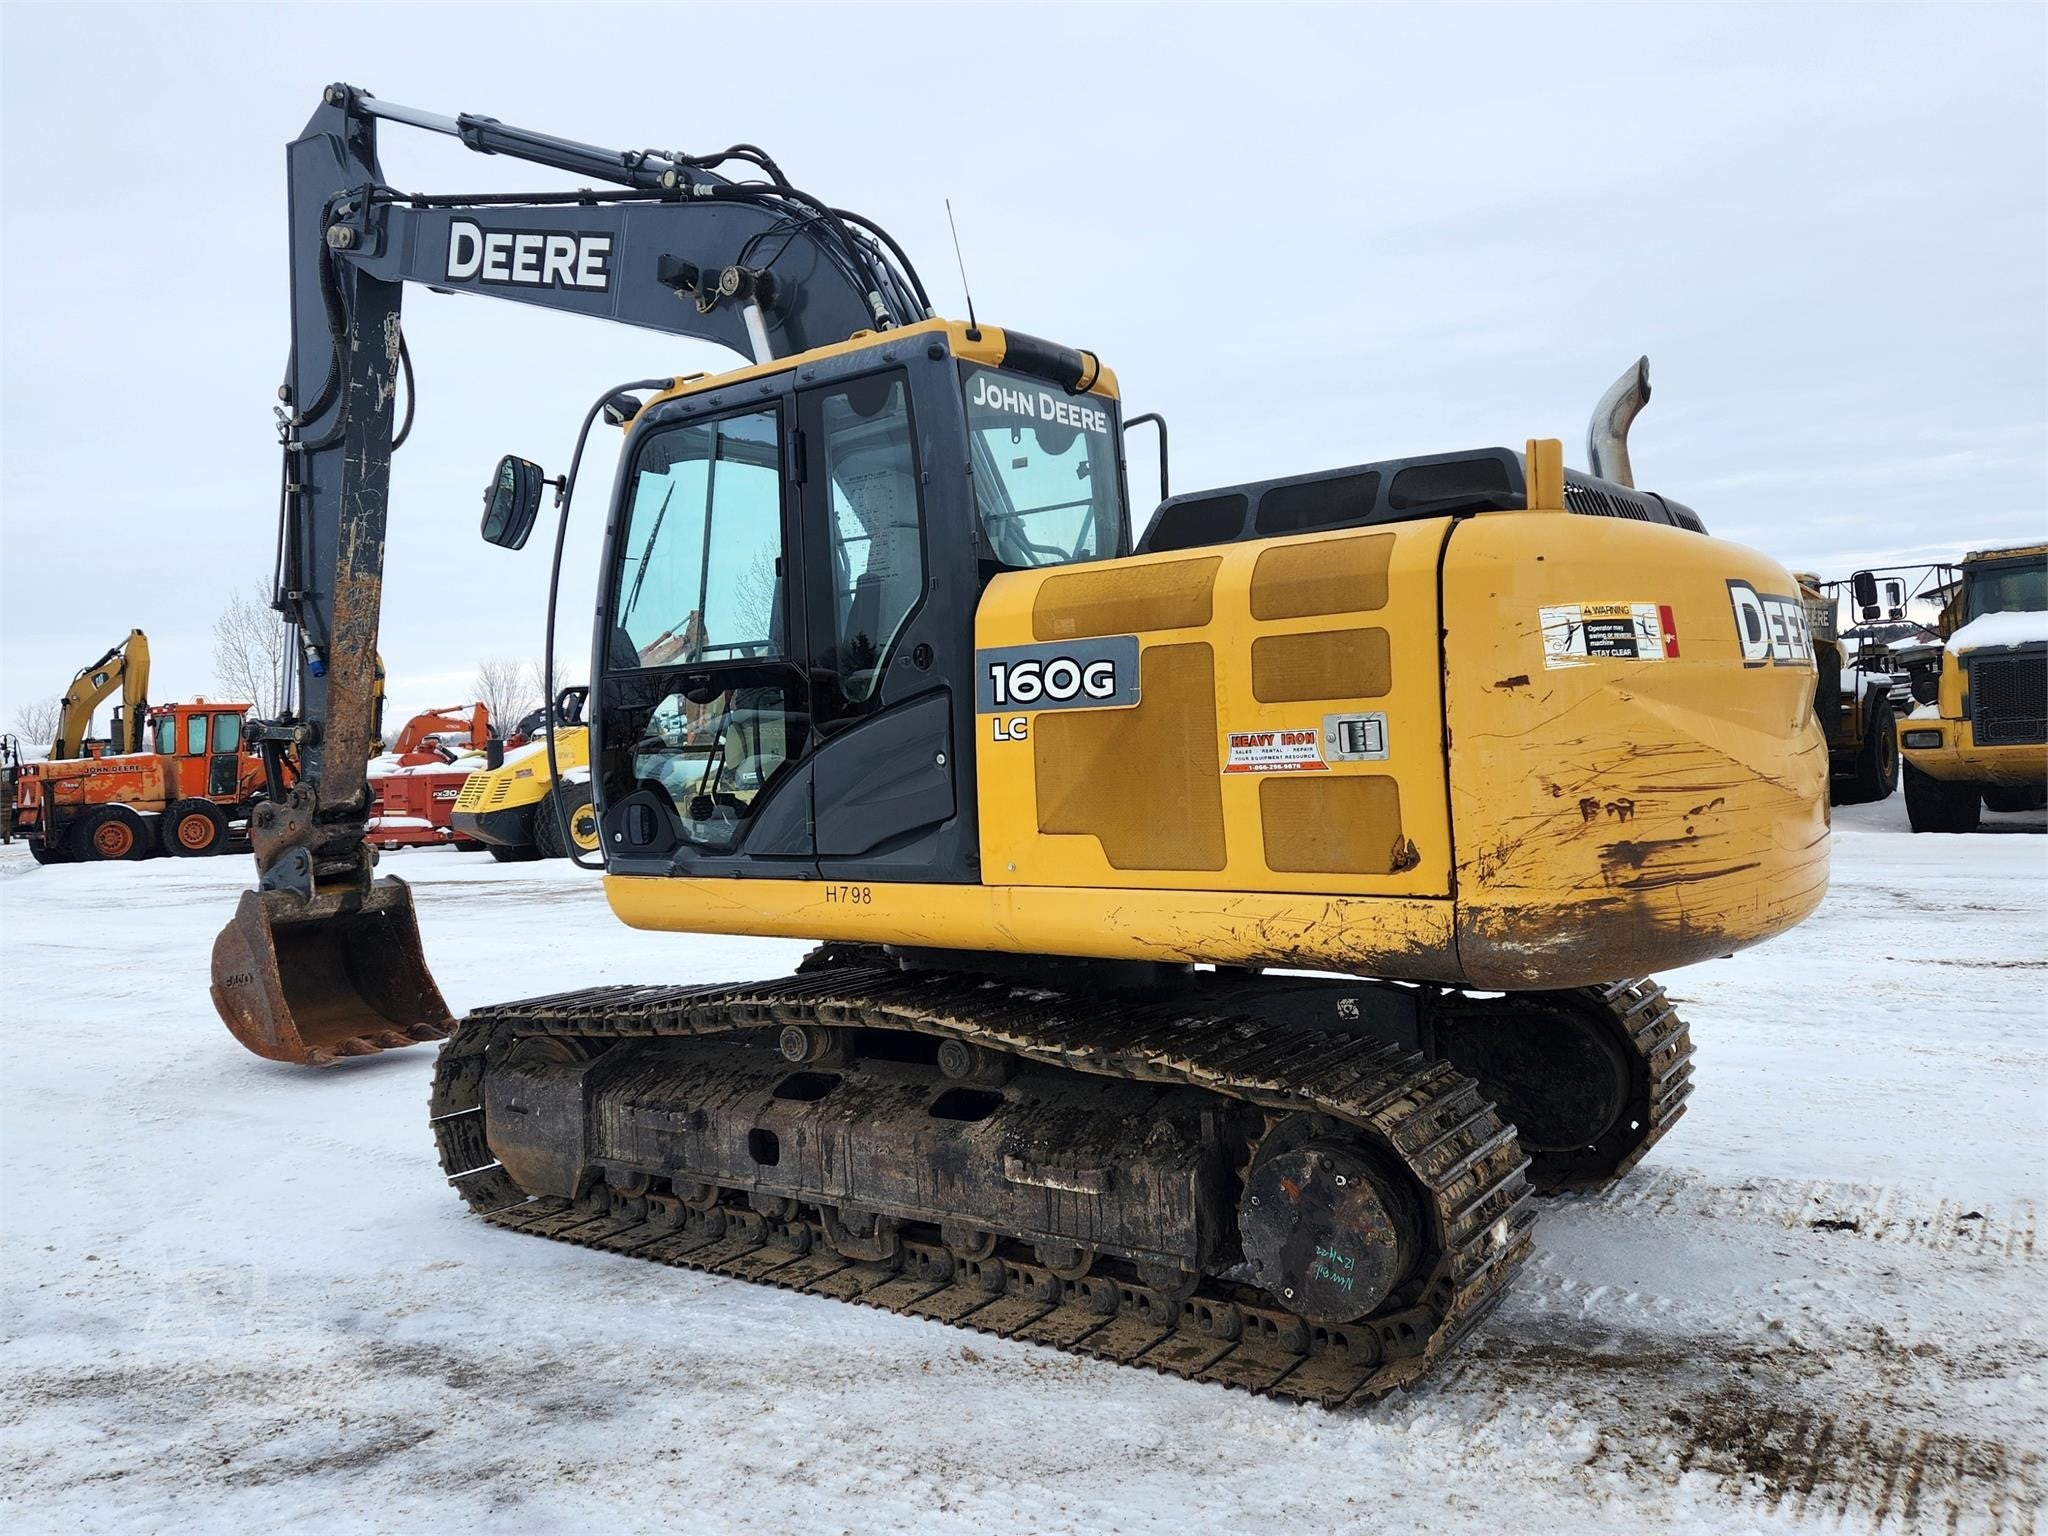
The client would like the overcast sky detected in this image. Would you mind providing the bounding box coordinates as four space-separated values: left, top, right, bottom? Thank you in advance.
2 1 2042 732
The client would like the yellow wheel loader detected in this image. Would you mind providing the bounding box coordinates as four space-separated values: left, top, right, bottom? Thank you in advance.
207 87 1827 1404
1795 575 1899 805
1896 544 2048 830
450 689 600 861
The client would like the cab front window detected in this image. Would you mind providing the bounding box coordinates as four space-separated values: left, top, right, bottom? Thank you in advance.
1964 558 2047 621
962 365 1123 569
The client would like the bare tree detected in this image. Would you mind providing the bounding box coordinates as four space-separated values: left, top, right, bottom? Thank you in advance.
213 582 290 715
473 658 537 733
10 696 60 744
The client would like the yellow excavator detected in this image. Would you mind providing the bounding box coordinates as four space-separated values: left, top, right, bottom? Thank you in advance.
3 628 150 846
52 629 151 760
208 87 1828 1405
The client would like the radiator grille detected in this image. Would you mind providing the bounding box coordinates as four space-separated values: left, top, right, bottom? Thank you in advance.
1251 628 1391 703
1969 652 2047 746
1563 481 1654 521
1260 775 1405 874
1033 556 1219 640
1035 643 1226 870
1248 533 1393 620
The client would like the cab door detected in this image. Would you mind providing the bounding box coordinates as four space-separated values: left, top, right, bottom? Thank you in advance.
180 711 212 797
207 712 243 797
793 369 957 875
597 400 817 874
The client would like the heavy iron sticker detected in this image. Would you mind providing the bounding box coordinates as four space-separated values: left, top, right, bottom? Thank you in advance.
1540 601 1681 668
1224 728 1327 773
976 634 1138 743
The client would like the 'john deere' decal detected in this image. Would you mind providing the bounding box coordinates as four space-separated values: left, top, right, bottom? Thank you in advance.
445 220 612 291
1725 582 1814 668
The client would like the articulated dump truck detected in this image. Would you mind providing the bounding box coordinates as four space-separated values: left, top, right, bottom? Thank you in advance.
209 86 1829 1404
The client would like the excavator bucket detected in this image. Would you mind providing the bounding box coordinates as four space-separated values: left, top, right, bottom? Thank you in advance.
210 878 452 1066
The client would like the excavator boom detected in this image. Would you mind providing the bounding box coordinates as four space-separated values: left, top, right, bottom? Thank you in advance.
52 629 149 760
212 85 928 1063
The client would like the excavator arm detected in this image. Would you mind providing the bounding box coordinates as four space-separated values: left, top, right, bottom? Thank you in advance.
211 84 931 1064
390 704 490 759
52 629 149 760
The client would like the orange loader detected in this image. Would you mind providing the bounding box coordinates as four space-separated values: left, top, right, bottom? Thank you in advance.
10 699 275 863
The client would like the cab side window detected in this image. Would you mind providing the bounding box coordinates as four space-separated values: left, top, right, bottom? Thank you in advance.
606 407 802 856
816 374 921 718
612 410 785 669
185 714 207 756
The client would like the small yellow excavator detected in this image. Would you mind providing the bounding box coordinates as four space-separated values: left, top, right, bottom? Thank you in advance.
208 86 1828 1405
3 629 150 846
52 629 151 760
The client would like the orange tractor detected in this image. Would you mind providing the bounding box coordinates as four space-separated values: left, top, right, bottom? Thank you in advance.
366 704 497 851
9 699 272 863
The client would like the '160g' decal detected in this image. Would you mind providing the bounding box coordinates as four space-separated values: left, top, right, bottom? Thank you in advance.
974 634 1140 713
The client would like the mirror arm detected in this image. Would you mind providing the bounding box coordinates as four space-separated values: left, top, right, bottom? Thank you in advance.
540 375 680 872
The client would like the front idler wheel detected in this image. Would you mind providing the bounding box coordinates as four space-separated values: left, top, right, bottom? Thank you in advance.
1435 1004 1632 1159
1238 1140 1419 1326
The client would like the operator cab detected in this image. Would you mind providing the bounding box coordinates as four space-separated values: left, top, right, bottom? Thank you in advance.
151 701 253 799
485 321 1127 887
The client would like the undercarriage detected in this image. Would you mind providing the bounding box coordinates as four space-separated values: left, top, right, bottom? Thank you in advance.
431 957 1690 1403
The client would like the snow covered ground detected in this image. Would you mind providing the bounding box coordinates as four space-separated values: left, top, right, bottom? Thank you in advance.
3 794 2042 1535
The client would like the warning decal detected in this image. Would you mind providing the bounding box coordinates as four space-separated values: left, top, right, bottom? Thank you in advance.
1224 728 1327 773
1540 602 1680 668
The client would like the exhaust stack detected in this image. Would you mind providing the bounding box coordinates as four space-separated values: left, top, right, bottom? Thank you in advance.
1587 356 1651 488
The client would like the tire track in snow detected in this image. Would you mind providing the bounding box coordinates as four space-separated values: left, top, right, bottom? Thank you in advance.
1565 1168 2037 1261
1659 1394 2041 1534
1435 1322 2045 1535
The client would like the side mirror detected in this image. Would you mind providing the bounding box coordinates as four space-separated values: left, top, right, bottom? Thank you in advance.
555 685 589 726
1851 570 1879 611
601 392 643 429
481 454 547 550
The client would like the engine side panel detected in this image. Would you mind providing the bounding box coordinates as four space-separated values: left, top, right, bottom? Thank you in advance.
973 520 1456 897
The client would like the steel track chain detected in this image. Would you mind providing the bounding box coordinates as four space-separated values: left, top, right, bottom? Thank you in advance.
1591 977 1695 1186
429 964 1537 1407
1540 978 1694 1193
799 948 1695 1195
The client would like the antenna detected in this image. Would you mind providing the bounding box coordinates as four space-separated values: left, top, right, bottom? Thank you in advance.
946 198 980 340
